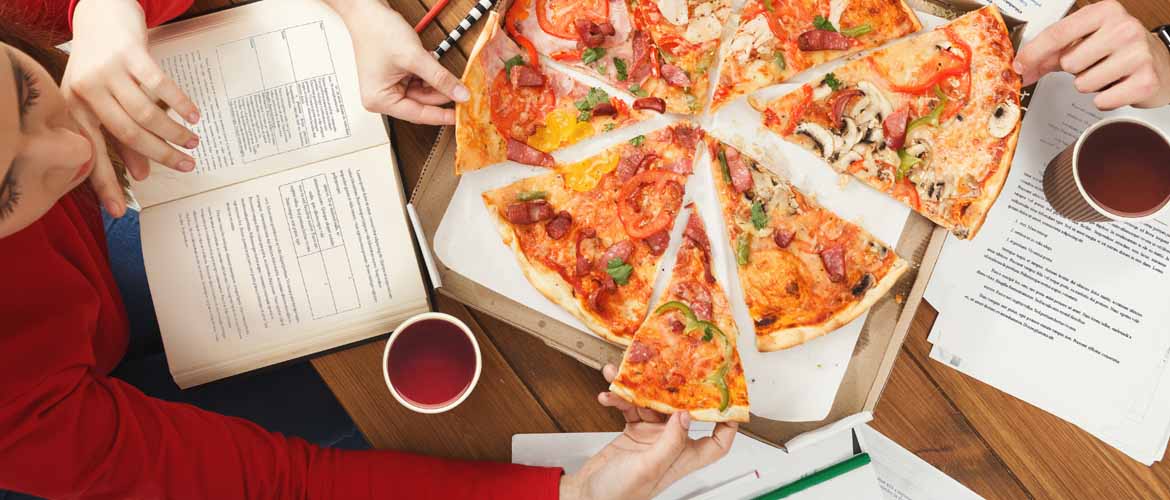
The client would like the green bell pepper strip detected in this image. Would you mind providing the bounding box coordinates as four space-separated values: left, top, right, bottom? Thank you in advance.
655 300 734 412
516 190 547 201
717 147 732 184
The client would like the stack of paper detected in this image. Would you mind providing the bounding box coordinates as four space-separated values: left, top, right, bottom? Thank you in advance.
512 424 980 499
924 73 1170 465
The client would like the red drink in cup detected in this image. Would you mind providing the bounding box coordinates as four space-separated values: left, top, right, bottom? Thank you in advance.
382 313 482 413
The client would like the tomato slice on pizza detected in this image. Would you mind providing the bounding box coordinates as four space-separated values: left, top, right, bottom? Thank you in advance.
482 122 703 344
456 12 650 174
710 0 921 111
610 205 750 422
751 6 1021 239
705 137 909 351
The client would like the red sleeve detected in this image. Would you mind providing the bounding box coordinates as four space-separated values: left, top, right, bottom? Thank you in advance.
69 0 194 30
0 217 562 499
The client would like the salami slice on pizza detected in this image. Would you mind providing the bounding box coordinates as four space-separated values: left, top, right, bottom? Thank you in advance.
705 137 908 351
610 205 750 422
482 122 703 344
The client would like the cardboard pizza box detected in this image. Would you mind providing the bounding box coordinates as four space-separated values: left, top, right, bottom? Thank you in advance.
404 2 1027 450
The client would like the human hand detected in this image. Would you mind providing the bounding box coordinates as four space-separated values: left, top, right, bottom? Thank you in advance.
330 0 470 125
1013 0 1170 110
558 365 738 500
66 0 201 191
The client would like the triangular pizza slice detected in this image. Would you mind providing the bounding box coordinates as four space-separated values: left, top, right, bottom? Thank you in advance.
457 12 650 173
710 0 921 110
751 6 1021 238
502 0 730 114
610 204 750 422
482 122 703 344
705 136 908 351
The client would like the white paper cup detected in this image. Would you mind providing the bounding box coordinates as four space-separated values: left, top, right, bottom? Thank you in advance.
1042 117 1170 222
381 312 482 414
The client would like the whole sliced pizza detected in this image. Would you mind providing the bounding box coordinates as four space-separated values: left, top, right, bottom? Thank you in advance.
710 0 921 110
610 205 750 422
503 0 730 114
751 6 1021 239
482 122 703 344
456 12 649 173
706 137 908 351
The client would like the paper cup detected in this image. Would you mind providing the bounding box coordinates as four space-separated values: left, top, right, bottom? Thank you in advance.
381 312 482 414
1042 117 1170 222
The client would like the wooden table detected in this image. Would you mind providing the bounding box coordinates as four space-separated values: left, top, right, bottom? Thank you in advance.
182 1 1170 497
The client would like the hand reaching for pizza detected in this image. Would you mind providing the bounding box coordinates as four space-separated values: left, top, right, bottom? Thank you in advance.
558 365 738 500
327 0 470 125
1013 0 1170 110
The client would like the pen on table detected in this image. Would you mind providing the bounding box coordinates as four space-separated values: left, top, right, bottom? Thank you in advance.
753 453 872 500
431 0 496 59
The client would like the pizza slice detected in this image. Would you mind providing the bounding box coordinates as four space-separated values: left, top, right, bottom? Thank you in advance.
482 122 703 344
502 0 729 114
705 137 908 351
710 0 921 110
456 12 649 174
751 6 1021 238
610 205 750 422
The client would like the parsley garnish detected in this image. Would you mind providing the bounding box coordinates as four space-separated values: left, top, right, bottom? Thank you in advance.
606 258 633 285
614 57 629 81
603 123 616 132
629 84 649 97
823 73 842 91
813 15 836 32
841 24 873 37
629 135 646 147
574 87 610 122
503 55 525 79
598 62 607 73
750 200 769 229
582 47 606 64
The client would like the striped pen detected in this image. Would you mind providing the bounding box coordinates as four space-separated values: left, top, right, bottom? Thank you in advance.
432 0 497 59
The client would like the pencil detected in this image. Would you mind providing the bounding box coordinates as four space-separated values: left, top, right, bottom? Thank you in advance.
414 0 453 33
752 453 872 500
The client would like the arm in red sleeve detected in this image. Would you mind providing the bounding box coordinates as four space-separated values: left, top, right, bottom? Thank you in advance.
69 0 194 30
0 218 562 500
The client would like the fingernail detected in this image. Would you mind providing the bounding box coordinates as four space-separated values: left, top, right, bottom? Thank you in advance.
1012 61 1024 74
454 84 470 103
178 159 195 171
187 111 200 124
104 200 122 217
184 137 199 149
679 412 691 430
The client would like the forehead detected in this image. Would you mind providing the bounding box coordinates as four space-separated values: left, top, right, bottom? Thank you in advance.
0 48 17 179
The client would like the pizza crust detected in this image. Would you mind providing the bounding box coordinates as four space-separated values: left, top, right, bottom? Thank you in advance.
483 196 633 346
756 256 910 352
608 381 751 423
962 115 1019 239
455 13 505 174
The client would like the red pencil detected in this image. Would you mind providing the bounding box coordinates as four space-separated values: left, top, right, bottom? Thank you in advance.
415 0 453 32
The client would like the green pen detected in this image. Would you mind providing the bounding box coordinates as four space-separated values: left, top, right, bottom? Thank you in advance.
752 453 872 500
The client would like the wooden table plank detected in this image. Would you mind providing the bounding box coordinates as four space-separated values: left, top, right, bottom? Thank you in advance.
312 295 561 461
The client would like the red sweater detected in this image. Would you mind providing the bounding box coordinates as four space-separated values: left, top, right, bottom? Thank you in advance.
0 2 562 498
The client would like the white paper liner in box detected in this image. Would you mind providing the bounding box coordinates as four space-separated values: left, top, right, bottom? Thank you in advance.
433 12 959 422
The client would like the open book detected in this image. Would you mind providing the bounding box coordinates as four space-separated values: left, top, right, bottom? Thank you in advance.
136 0 429 388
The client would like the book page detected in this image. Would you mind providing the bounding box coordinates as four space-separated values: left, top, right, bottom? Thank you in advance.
923 73 1170 464
141 144 427 388
132 0 387 208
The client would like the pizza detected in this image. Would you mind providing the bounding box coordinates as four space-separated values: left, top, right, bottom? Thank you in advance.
710 0 921 110
456 12 649 174
705 137 908 351
482 122 703 344
610 205 750 422
751 6 1021 238
502 0 730 114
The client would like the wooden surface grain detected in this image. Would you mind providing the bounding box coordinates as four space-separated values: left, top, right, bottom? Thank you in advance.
177 0 1170 497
